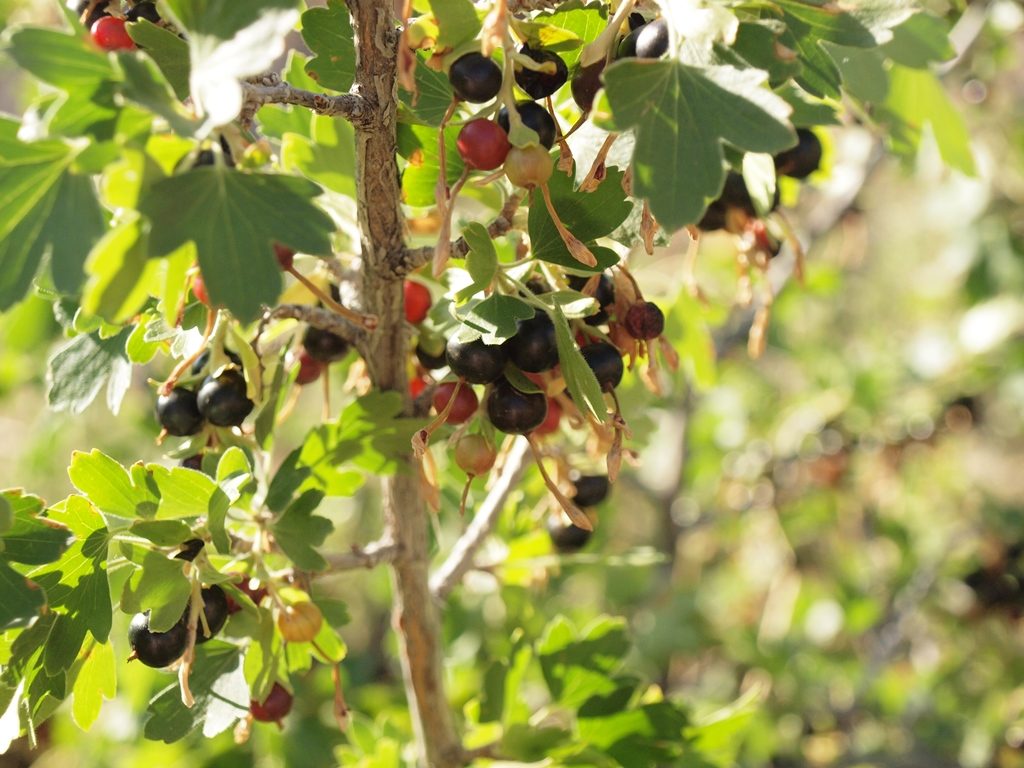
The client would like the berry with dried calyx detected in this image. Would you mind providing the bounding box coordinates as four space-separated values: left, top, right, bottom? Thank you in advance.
196 369 254 427
570 473 610 507
454 434 497 477
504 145 553 189
302 326 350 363
547 517 592 553
774 128 822 179
456 119 510 170
514 45 568 99
273 243 295 271
404 280 432 324
174 538 205 562
416 334 448 370
581 342 624 391
128 612 189 669
571 61 605 112
431 381 479 425
497 101 557 150
156 387 204 436
91 16 135 51
448 52 502 103
486 378 548 434
251 683 294 723
446 337 508 385
506 313 559 373
623 301 665 340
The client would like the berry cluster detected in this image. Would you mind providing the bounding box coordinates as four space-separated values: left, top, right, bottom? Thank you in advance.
76 0 169 51
156 350 254 439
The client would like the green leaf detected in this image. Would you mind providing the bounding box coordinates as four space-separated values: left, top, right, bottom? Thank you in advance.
47 328 133 415
741 153 777 218
118 53 197 136
880 12 954 68
271 489 333 571
429 0 481 48
130 519 194 546
68 449 149 518
128 19 191 99
301 0 355 92
120 548 190 632
604 61 794 233
71 641 116 731
731 21 802 87
48 172 107 297
0 495 11 534
528 162 630 268
138 168 335 322
143 642 248 742
80 215 155 324
0 507 72 565
150 465 230 525
775 83 840 127
2 27 116 91
879 64 976 176
0 561 46 630
454 223 498 301
161 0 300 129
549 306 605 421
403 54 457 127
456 295 535 344
537 615 629 708
824 43 888 103
527 3 607 68
281 114 356 197
397 122 464 208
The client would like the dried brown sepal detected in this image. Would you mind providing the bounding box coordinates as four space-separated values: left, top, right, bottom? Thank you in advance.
178 579 204 709
579 133 618 193
540 183 597 267
332 663 350 731
158 308 217 396
480 0 507 57
640 200 657 255
773 209 806 285
286 267 379 330
527 437 593 531
621 165 633 197
234 716 253 745
657 335 680 372
418 447 441 513
683 226 708 304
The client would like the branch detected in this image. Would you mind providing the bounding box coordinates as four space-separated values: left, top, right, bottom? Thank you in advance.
325 538 400 571
430 437 532 600
241 76 367 126
397 193 522 276
269 304 367 347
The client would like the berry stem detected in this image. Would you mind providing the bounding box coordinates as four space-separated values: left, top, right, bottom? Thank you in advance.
539 183 597 267
158 308 219 396
285 265 379 329
433 168 470 277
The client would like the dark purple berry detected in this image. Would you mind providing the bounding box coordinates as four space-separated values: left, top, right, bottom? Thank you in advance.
486 378 548 434
302 326 350 363
446 337 508 385
497 101 557 150
156 387 204 436
128 612 189 668
623 301 664 340
448 53 502 103
506 314 559 373
774 128 822 179
581 342 623 391
514 45 568 99
196 369 254 427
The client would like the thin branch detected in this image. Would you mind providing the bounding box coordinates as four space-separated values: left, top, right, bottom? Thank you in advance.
325 538 400 571
269 304 367 347
397 193 522 276
430 437 532 600
241 77 367 125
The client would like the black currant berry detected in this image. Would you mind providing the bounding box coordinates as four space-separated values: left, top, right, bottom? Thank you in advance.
581 342 623 391
635 18 669 59
698 200 727 231
570 473 610 507
196 369 254 427
156 387 204 436
302 326 350 363
708 171 780 222
568 273 615 326
446 337 508 385
194 585 229 644
180 455 204 471
628 12 647 31
774 128 822 179
506 314 559 373
486 378 548 434
416 338 448 370
448 52 502 103
514 45 568 100
190 349 241 376
617 26 642 59
623 301 665 340
498 101 557 150
547 518 592 553
128 612 189 669
174 538 205 562
571 61 605 112
126 1 160 23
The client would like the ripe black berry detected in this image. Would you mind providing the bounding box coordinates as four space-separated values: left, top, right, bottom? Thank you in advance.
302 326 350 363
446 337 508 385
568 272 615 326
547 518 592 553
156 387 204 436
194 585 229 644
180 455 204 471
416 337 448 370
514 45 568 100
448 52 502 103
190 349 241 376
486 378 548 434
128 612 189 668
506 314 559 373
774 128 822 179
628 12 647 31
126 1 160 23
623 301 665 340
635 18 669 59
196 369 254 427
497 101 557 150
581 342 623 391
617 27 642 59
174 538 205 562
571 61 605 112
570 473 610 507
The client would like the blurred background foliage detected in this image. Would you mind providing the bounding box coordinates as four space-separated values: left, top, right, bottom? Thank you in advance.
2 0 1024 767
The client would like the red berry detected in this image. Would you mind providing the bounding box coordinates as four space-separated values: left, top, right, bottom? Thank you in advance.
454 434 497 476
251 683 293 723
236 577 268 606
534 398 562 436
622 301 665 340
274 244 295 271
295 350 324 386
456 119 510 171
192 274 212 307
91 17 135 51
404 281 432 324
432 382 478 425
409 376 429 399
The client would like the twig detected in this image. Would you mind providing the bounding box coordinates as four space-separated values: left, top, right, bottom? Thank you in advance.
397 194 522 276
325 539 400 571
269 304 367 347
241 78 367 125
430 437 532 600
